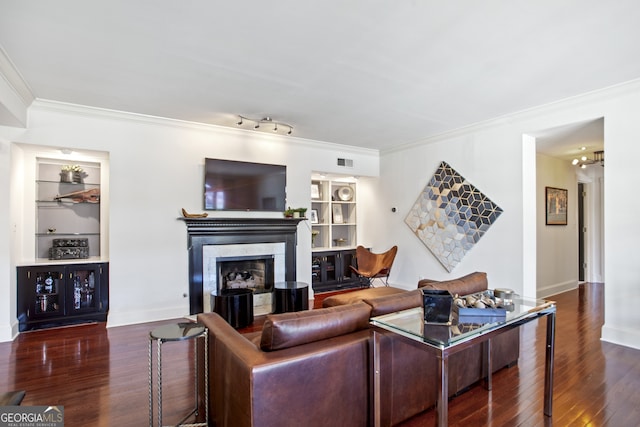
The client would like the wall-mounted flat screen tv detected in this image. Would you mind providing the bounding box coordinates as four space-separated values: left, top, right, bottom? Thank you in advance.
204 158 287 211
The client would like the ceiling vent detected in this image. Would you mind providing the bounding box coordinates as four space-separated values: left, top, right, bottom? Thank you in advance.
337 158 354 168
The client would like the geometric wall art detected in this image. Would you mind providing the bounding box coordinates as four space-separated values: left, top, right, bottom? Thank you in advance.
404 161 503 272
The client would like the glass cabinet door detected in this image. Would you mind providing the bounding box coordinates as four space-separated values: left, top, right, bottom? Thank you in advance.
323 253 338 283
31 268 65 318
68 265 100 313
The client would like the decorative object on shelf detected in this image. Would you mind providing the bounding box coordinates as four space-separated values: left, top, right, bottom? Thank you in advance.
572 149 604 168
333 238 346 246
47 228 56 234
311 230 319 247
54 188 100 203
60 164 85 183
310 209 319 224
332 204 343 223
181 208 208 219
405 161 503 272
311 183 320 199
49 238 90 260
335 186 354 201
284 207 307 218
236 115 293 135
545 187 567 225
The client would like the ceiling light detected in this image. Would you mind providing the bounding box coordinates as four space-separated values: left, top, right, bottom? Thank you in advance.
572 150 604 168
237 115 293 136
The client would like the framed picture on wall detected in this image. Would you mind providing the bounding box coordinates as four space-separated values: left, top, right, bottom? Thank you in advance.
545 187 568 225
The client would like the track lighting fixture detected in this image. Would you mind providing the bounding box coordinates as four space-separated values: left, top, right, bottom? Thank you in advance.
572 150 604 168
237 115 293 136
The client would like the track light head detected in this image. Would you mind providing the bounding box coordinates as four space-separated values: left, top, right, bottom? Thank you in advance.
237 115 293 135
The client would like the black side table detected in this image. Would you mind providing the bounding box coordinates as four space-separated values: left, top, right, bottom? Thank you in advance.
211 288 254 329
148 322 208 427
272 281 309 313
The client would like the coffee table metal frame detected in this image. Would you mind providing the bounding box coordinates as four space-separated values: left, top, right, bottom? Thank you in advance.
370 297 556 427
148 322 209 427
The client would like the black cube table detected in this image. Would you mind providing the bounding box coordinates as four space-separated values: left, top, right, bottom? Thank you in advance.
272 281 309 313
212 288 254 329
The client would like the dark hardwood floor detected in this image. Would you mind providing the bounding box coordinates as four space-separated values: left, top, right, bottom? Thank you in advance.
1 283 638 426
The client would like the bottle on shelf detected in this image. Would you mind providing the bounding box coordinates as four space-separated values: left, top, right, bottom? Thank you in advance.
74 275 81 309
44 272 55 293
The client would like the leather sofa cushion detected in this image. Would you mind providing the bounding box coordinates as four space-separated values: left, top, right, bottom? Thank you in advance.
364 289 423 317
418 271 488 296
260 302 371 351
322 286 405 307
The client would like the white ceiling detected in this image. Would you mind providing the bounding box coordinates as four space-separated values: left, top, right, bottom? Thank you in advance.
0 1 637 152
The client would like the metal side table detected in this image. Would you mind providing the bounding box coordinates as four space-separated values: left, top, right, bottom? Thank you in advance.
149 322 208 427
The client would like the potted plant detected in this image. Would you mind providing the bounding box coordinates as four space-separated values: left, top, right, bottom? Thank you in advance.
284 207 307 218
60 165 85 183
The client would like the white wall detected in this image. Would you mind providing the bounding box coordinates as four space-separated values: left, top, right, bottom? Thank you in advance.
536 153 579 297
0 101 379 341
379 79 640 350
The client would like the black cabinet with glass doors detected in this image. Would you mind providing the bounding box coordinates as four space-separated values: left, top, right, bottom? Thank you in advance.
311 249 366 293
17 262 109 331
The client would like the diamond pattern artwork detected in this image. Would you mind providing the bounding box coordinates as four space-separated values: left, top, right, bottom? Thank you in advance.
404 161 503 272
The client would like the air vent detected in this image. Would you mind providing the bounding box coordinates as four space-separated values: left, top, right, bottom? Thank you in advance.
337 158 354 168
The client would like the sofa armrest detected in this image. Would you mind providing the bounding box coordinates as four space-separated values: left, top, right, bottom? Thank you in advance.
364 289 422 317
418 271 488 296
260 302 371 350
197 312 371 427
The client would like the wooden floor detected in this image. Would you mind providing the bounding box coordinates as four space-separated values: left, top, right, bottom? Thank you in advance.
1 283 639 426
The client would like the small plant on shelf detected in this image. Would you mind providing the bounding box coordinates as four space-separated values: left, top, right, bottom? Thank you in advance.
61 165 84 173
283 207 307 218
60 165 86 183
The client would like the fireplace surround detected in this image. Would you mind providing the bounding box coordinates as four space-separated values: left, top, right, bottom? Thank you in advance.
181 217 304 314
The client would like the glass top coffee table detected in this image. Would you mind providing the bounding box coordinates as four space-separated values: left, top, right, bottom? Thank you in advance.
370 294 556 427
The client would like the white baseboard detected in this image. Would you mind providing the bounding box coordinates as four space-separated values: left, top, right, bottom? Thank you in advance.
106 305 188 328
601 324 640 351
537 280 577 299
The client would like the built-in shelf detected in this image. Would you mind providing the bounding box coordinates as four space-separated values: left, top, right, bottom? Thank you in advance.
35 159 101 260
311 178 357 250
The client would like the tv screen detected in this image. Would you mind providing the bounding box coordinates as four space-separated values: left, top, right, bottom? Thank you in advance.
204 158 287 211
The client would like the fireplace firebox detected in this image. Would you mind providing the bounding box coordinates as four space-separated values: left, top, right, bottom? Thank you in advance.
217 255 275 294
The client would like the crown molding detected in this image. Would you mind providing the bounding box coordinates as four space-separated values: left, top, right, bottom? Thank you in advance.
30 99 379 157
0 45 35 107
382 77 640 155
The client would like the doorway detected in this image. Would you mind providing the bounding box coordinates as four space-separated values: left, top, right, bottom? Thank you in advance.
578 183 585 282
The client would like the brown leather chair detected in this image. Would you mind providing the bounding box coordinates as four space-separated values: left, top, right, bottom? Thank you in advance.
350 245 398 287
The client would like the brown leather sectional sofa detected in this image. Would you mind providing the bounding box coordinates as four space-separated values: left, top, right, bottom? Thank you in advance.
197 272 520 427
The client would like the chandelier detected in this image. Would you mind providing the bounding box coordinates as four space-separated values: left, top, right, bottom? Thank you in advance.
572 150 604 168
236 116 293 135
